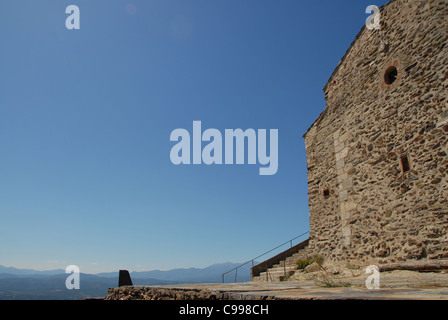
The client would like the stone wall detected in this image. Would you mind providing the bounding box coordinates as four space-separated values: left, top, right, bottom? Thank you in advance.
105 286 272 300
303 0 448 266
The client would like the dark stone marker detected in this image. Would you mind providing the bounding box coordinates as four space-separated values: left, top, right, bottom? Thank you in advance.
118 270 133 287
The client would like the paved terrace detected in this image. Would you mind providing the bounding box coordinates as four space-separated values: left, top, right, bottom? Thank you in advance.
105 270 448 300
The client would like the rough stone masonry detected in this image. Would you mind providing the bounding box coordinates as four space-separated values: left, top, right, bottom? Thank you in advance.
303 0 448 266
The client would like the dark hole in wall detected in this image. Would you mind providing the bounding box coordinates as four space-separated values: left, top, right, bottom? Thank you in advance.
384 66 398 85
400 155 411 173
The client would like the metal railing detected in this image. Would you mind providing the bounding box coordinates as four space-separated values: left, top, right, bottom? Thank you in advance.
221 231 309 283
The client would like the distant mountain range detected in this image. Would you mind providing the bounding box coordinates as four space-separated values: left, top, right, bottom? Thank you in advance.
0 262 253 300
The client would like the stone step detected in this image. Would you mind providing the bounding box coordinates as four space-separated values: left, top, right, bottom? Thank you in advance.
255 273 281 282
252 253 305 282
254 273 289 282
251 239 310 282
268 266 297 273
251 276 266 282
272 264 298 271
273 261 298 268
253 266 297 282
269 266 297 273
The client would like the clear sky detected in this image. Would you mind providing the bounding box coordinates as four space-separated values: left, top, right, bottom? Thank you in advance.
0 0 389 273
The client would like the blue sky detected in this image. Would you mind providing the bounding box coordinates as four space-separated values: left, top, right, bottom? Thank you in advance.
0 0 389 273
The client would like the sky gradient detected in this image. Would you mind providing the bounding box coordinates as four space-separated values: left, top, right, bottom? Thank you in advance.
0 0 389 273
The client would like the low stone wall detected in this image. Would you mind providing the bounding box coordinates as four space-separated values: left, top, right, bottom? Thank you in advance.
105 286 272 300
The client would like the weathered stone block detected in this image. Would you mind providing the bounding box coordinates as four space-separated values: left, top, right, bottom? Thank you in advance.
304 262 321 273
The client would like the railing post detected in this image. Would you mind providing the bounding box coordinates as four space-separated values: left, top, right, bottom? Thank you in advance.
234 268 238 283
265 261 268 281
283 259 286 278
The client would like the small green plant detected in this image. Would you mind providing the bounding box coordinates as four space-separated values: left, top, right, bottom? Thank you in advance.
315 276 352 288
296 258 313 270
313 255 324 266
296 255 324 270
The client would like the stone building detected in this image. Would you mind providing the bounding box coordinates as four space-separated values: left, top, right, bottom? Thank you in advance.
303 0 448 266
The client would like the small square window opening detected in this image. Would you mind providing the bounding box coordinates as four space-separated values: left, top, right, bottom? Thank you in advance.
400 155 410 173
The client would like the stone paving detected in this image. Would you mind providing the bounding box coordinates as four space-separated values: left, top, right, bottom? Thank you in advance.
106 270 448 300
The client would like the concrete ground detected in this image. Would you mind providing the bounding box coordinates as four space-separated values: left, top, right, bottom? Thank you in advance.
142 270 448 300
